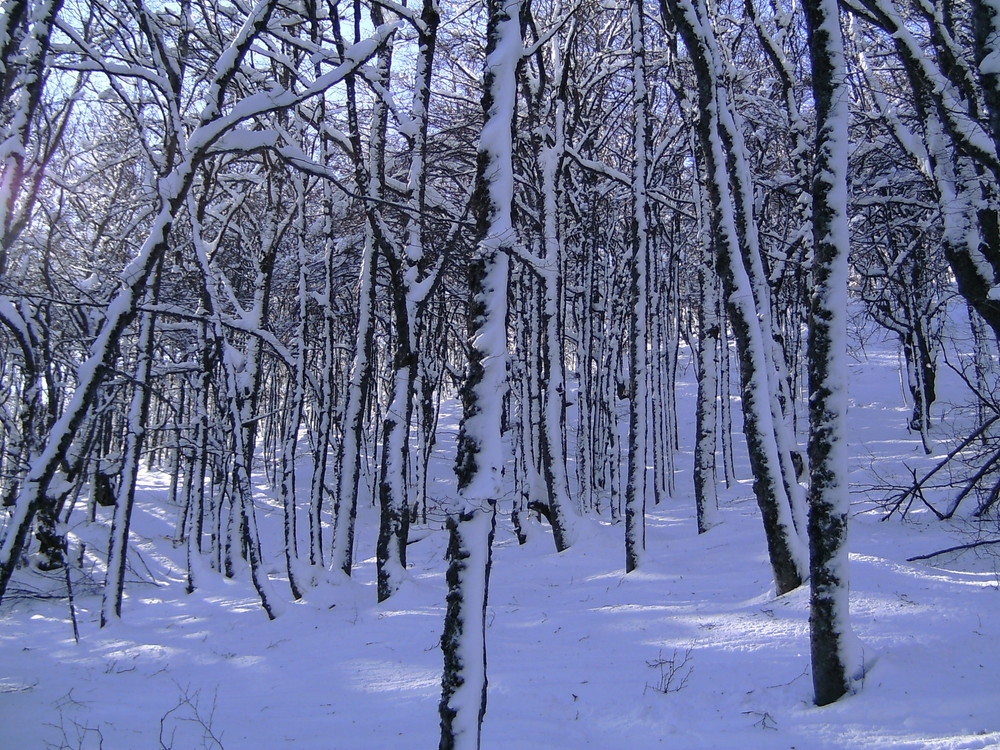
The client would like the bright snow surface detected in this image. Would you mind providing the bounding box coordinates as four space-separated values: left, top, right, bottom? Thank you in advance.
3 330 1000 749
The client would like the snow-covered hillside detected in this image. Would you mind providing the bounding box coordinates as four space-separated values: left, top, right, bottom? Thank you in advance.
2 333 999 750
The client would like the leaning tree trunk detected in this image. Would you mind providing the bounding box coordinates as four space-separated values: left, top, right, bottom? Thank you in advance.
663 0 807 594
101 263 161 626
0 191 185 604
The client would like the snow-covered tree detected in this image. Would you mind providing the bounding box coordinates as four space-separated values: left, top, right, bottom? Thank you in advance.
662 0 808 594
439 0 521 745
802 0 859 705
0 0 396 605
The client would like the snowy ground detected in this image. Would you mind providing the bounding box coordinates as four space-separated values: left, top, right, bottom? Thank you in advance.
3 333 1000 749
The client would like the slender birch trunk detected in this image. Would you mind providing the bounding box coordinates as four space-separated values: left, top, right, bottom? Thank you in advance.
575 206 598 513
277 180 311 600
185 316 212 592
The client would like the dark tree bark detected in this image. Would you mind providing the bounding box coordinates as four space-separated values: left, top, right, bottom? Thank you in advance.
439 0 519 744
329 3 391 577
377 0 441 601
625 0 651 573
803 0 857 706
662 0 807 594
101 262 162 625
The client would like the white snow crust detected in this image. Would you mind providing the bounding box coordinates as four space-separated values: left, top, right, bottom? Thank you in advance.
2 319 999 749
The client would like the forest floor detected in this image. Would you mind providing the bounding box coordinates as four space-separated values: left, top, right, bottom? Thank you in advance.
3 330 1000 749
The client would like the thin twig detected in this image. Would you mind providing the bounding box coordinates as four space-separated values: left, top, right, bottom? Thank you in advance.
64 561 79 645
906 538 1000 561
944 445 1000 518
882 415 999 520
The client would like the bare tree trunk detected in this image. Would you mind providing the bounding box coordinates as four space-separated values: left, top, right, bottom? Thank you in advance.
377 0 441 601
101 262 161 626
536 54 580 551
189 197 281 620
330 5 391 577
186 314 214 591
693 164 721 533
625 0 651 573
803 0 858 705
439 0 519 744
277 180 311 601
663 0 807 594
